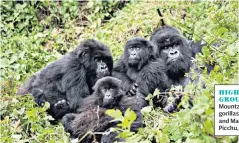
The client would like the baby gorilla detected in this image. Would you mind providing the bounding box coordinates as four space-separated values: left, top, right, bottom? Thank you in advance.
62 77 143 143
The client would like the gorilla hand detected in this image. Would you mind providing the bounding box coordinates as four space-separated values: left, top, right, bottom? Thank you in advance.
126 83 139 97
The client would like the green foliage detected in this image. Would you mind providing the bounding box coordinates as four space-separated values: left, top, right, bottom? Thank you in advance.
0 94 69 143
1 1 238 143
86 0 129 28
105 108 137 140
1 34 56 81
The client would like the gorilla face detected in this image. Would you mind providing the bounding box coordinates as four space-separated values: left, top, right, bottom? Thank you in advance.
158 35 192 78
100 85 119 107
150 26 193 78
94 56 111 78
124 37 156 70
93 77 124 108
128 46 142 65
76 39 113 88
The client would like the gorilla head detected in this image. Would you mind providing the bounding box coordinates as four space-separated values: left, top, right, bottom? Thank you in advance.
150 26 193 79
92 77 124 108
76 39 113 79
124 37 156 70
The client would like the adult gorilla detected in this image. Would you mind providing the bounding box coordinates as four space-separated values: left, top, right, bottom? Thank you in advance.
150 25 194 86
150 26 211 111
113 37 170 108
62 77 143 143
17 39 113 119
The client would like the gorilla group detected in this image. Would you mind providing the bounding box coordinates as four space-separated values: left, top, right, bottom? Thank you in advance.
17 39 113 119
62 77 143 143
60 37 171 143
18 24 207 142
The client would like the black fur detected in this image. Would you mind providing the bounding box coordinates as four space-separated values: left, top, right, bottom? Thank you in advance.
17 39 113 119
113 37 170 108
62 77 144 143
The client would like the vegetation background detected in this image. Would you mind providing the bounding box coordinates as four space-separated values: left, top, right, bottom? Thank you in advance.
1 1 238 143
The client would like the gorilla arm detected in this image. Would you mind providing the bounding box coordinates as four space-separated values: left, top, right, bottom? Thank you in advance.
135 58 170 96
113 56 135 92
62 67 90 112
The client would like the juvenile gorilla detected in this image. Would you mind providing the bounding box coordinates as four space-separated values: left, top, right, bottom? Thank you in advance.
113 37 170 108
17 39 113 119
62 77 143 143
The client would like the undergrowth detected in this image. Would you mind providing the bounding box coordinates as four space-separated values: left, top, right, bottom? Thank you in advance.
1 1 238 143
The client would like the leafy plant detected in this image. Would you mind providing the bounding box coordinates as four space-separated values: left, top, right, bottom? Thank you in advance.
105 108 137 140
0 94 70 143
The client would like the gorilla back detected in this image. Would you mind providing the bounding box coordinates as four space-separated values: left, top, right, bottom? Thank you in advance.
17 39 113 119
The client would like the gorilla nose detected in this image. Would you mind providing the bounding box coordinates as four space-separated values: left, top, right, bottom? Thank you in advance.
131 53 136 57
105 94 111 98
101 65 107 70
169 49 179 58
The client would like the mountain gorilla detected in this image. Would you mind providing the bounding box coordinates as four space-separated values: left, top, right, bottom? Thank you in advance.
62 77 143 143
113 37 170 109
150 26 209 112
150 25 194 86
17 39 113 119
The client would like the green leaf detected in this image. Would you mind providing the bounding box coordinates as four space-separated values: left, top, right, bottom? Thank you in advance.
105 109 124 121
217 27 228 36
141 106 153 115
226 42 238 56
202 47 210 57
153 88 160 96
0 58 9 68
87 1 94 8
118 131 135 139
94 6 100 13
9 54 18 64
121 108 137 129
203 118 214 134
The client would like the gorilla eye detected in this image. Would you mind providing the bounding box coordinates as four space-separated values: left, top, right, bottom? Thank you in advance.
102 88 108 92
136 47 140 51
82 52 86 57
81 51 89 57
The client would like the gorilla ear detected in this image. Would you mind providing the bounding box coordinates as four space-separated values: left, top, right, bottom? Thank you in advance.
114 78 123 86
148 42 157 58
92 84 98 91
77 48 89 59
